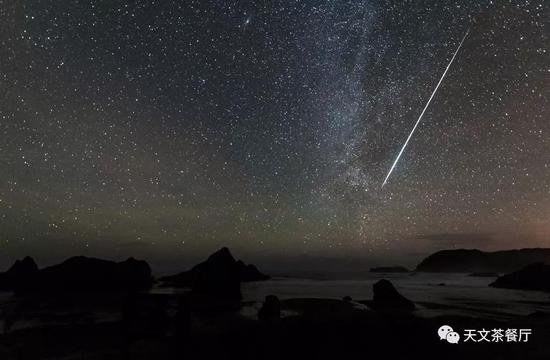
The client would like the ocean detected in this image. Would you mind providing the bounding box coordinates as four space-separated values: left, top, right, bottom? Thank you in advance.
240 273 550 319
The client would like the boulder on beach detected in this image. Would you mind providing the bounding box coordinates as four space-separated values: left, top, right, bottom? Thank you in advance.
258 295 281 321
371 279 415 311
0 256 39 290
490 262 550 291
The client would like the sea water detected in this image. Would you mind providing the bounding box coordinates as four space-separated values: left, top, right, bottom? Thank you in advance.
241 273 550 319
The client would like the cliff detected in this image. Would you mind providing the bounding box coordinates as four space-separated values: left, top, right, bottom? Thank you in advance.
416 248 550 273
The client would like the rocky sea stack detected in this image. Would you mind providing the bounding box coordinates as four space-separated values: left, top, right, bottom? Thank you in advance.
160 247 269 300
190 247 242 300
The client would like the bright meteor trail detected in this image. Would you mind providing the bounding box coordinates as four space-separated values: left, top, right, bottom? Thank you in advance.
382 26 471 187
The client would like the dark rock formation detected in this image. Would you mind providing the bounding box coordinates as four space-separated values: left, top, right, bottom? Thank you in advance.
115 257 153 291
416 248 550 273
191 247 242 300
161 248 245 299
343 296 352 302
258 295 281 321
16 256 152 293
370 279 415 311
490 262 550 291
0 256 39 290
370 266 409 273
236 260 270 281
160 247 269 299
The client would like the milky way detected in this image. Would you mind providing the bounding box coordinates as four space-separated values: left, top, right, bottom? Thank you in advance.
0 1 548 268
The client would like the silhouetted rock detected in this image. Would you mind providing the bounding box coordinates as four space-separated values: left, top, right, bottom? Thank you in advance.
0 256 39 290
468 272 499 277
371 279 415 311
160 248 242 299
191 247 242 300
115 257 153 291
258 295 281 321
17 256 152 293
490 262 550 291
416 248 550 273
160 248 269 299
236 260 270 281
370 266 409 273
343 296 352 302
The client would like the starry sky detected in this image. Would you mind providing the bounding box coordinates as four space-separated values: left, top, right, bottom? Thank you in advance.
1 0 549 271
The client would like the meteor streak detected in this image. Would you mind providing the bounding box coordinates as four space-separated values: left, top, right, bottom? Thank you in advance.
382 26 470 187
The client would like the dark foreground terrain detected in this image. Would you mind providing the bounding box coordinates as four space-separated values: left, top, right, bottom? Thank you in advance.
0 293 549 360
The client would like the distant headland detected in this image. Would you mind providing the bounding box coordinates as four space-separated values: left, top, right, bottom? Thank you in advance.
415 248 550 273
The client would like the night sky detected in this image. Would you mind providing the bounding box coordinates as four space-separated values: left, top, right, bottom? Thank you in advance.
1 1 548 270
